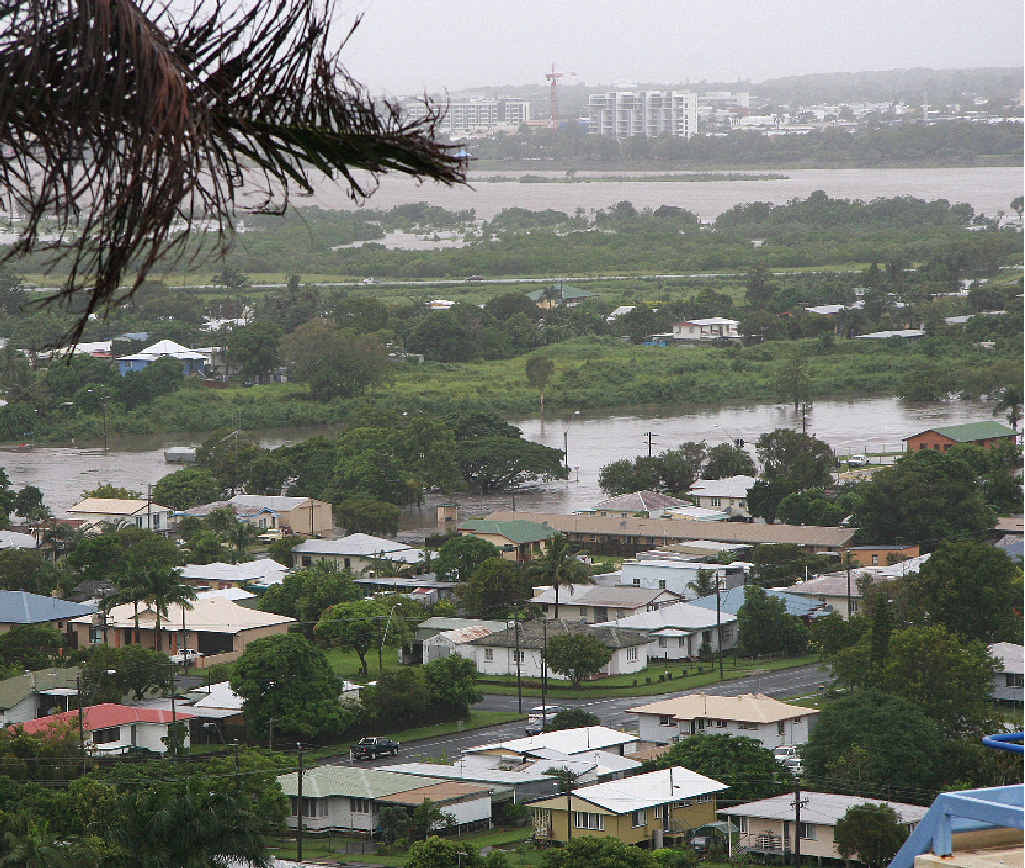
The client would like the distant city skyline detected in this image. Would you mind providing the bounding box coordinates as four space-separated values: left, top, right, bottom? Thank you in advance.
338 0 1023 95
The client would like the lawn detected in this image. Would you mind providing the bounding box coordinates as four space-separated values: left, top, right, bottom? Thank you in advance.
324 646 410 682
475 655 821 699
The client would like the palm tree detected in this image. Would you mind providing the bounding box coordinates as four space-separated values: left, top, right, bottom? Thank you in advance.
109 573 149 644
0 0 464 345
528 534 590 620
142 569 197 652
229 520 260 560
993 385 1023 432
1 815 66 868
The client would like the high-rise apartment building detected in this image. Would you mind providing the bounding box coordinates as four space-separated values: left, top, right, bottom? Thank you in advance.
586 90 698 138
403 97 533 134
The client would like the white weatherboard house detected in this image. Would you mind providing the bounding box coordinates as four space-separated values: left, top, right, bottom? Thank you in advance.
276 766 491 833
467 726 639 759
630 692 819 748
672 318 741 341
17 703 195 754
67 498 173 532
592 599 739 661
529 584 684 623
290 533 424 573
988 643 1024 704
463 620 650 680
685 476 756 518
611 557 746 599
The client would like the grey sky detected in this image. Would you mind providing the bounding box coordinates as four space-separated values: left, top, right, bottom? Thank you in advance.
339 0 1023 95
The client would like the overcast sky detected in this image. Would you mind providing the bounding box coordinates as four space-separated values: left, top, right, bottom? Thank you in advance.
338 0 1023 94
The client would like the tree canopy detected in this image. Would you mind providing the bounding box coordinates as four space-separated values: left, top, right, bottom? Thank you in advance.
834 803 909 868
543 633 612 687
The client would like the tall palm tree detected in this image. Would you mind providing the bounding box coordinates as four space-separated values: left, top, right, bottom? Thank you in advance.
142 569 197 652
994 385 1023 432
109 573 149 644
527 533 590 620
0 0 464 345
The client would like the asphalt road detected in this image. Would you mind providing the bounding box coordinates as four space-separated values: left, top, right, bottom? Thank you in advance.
333 663 830 768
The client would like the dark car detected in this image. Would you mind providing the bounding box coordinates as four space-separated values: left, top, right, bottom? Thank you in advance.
349 737 400 760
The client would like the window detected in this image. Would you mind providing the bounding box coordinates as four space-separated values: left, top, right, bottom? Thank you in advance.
715 719 728 728
696 793 713 802
1006 673 1024 688
301 556 312 567
799 822 817 840
515 651 526 663
152 514 161 529
738 722 759 730
871 554 879 565
696 718 706 730
626 647 638 662
849 599 859 615
702 631 711 643
351 797 371 814
135 517 143 527
92 726 120 744
738 816 749 834
658 638 668 649
710 497 722 507
777 721 786 737
632 809 646 827
632 578 641 586
343 558 351 570
574 812 605 831
294 798 328 818
658 580 666 590
483 648 493 662
658 715 674 727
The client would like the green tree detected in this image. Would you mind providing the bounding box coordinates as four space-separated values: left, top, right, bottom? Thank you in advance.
111 645 172 701
457 558 532 618
151 467 222 511
547 708 600 730
315 598 390 676
834 803 909 868
0 549 60 595
748 429 834 522
362 667 429 729
405 836 481 868
737 584 808 656
280 319 390 400
801 690 947 797
648 733 792 805
136 565 196 652
334 496 400 536
230 633 349 740
12 486 49 522
0 624 62 669
435 536 501 582
525 354 555 414
776 487 856 526
527 533 589 619
851 450 996 546
224 320 283 382
745 263 775 308
702 443 756 479
907 541 1023 643
81 484 141 500
993 384 1023 431
422 655 482 719
456 436 568 492
259 563 360 623
775 353 810 410
598 456 661 496
542 836 659 868
543 633 612 687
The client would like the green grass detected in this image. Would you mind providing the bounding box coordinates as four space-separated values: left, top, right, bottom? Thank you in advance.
475 655 820 699
324 646 409 682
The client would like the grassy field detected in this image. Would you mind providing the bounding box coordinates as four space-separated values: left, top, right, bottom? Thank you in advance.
475 655 821 699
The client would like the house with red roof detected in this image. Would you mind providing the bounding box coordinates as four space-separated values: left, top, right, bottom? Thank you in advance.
15 703 195 755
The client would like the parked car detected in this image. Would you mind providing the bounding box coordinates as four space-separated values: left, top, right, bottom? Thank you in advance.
349 737 400 760
257 528 284 543
847 454 870 467
169 648 202 665
525 704 565 734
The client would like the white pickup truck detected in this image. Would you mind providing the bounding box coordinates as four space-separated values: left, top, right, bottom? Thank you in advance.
169 648 202 665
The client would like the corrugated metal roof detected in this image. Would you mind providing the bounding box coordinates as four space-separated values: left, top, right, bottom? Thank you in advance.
593 491 687 512
469 619 651 650
16 703 195 734
905 421 1017 443
0 591 95 625
529 584 682 609
720 791 927 825
528 766 726 813
457 520 555 544
470 726 637 756
629 692 818 724
276 766 440 799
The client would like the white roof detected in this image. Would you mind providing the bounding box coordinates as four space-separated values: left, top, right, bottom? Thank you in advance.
719 791 927 825
140 339 206 359
292 533 412 557
228 494 309 512
0 530 37 549
469 726 637 756
380 761 555 785
594 599 735 632
629 692 816 724
71 597 294 634
989 642 1025 676
662 505 730 521
683 318 739 326
520 749 641 777
687 475 757 499
559 766 727 814
68 498 171 516
180 558 289 584
195 588 256 602
855 329 925 339
529 584 681 609
189 681 244 711
431 625 502 645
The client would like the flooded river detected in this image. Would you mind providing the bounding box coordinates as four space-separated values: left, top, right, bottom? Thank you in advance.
4 396 991 520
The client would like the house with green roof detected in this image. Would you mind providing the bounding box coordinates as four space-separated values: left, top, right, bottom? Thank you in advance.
904 421 1017 453
526 282 594 309
456 519 556 563
0 667 79 727
276 765 492 833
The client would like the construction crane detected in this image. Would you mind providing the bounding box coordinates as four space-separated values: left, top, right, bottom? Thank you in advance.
545 63 575 130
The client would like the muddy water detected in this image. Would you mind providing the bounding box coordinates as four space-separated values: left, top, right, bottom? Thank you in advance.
4 397 991 519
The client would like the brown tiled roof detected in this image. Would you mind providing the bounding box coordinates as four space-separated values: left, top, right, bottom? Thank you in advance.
486 510 855 547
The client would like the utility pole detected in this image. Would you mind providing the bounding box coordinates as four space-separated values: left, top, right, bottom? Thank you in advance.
169 660 177 760
268 717 274 751
76 673 86 775
715 573 724 681
643 431 656 458
793 783 805 868
541 617 548 731
514 613 522 714
563 431 568 473
845 552 853 620
296 743 304 860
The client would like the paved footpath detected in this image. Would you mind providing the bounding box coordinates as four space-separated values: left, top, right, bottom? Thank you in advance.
329 663 830 768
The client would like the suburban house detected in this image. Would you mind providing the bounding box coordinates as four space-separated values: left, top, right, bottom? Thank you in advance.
176 494 332 536
584 490 688 518
672 318 741 341
630 693 819 748
527 283 594 309
720 792 927 861
117 339 208 376
68 597 294 665
592 600 739 660
423 624 506 662
276 766 492 834
689 585 828 621
845 544 920 567
456 519 555 564
351 574 458 606
406 617 509 664
529 584 684 623
0 529 39 550
67 497 172 532
685 476 757 519
786 553 931 619
467 726 639 760
290 534 424 573
528 766 727 847
988 643 1024 704
0 667 79 726
609 556 746 599
903 421 1017 453
15 703 195 754
180 558 289 590
463 620 651 680
0 590 95 636
483 510 856 555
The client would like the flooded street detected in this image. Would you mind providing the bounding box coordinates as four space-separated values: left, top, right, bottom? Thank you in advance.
3 396 991 520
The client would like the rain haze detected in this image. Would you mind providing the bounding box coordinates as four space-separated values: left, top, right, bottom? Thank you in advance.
340 0 1025 93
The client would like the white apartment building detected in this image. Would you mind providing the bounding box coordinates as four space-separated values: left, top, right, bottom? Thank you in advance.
502 98 532 125
587 90 698 138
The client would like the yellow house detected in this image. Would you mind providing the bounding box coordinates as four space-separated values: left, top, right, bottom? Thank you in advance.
456 520 555 564
527 766 726 848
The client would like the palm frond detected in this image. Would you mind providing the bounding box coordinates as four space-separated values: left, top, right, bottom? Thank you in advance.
0 0 464 345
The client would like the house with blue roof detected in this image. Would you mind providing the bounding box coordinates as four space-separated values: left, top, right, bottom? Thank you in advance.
0 590 96 636
690 584 829 620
